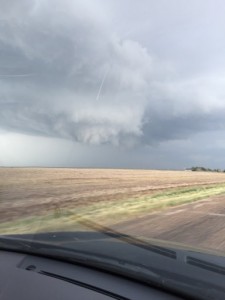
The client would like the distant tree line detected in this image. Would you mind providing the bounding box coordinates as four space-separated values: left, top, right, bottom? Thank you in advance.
186 166 225 173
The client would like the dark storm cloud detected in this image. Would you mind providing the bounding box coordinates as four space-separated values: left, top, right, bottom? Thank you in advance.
1 0 225 147
142 110 225 144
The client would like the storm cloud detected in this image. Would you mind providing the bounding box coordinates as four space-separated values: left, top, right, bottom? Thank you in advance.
1 0 225 167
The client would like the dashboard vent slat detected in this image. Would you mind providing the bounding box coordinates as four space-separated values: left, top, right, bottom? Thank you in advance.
38 270 129 300
187 256 225 275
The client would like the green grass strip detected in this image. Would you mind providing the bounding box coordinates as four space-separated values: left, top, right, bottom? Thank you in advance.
1 184 225 234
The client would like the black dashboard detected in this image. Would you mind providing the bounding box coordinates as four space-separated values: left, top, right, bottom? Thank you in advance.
0 250 183 300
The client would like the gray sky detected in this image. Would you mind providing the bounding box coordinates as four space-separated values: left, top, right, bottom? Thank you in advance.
1 0 225 169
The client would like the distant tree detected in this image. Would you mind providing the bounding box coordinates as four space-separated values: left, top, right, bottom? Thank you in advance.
189 166 224 173
191 166 206 172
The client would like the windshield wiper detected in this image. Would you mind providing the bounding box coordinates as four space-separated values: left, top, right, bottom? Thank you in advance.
0 214 177 260
68 215 177 259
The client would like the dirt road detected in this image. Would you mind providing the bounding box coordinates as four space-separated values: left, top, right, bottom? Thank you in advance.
113 195 225 252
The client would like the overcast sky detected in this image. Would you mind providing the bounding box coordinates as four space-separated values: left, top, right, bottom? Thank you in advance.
1 0 225 169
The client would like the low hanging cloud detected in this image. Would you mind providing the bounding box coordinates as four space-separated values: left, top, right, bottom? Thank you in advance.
1 0 225 147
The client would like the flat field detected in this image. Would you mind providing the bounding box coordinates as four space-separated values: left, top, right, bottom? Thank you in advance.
1 168 225 250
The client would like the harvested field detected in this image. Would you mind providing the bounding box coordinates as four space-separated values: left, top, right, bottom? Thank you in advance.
1 167 225 251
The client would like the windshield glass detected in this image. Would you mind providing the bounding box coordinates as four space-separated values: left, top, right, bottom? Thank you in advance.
1 1 225 298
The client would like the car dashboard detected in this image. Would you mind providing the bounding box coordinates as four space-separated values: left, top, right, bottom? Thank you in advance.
0 250 183 300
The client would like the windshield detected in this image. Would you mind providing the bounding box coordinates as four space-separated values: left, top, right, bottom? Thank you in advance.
1 1 225 299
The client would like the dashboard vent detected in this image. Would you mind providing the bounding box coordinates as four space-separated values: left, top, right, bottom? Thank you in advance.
187 256 225 275
38 270 129 300
136 244 177 259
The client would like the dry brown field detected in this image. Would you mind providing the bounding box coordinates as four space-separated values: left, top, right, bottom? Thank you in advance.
1 167 225 251
1 167 225 221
